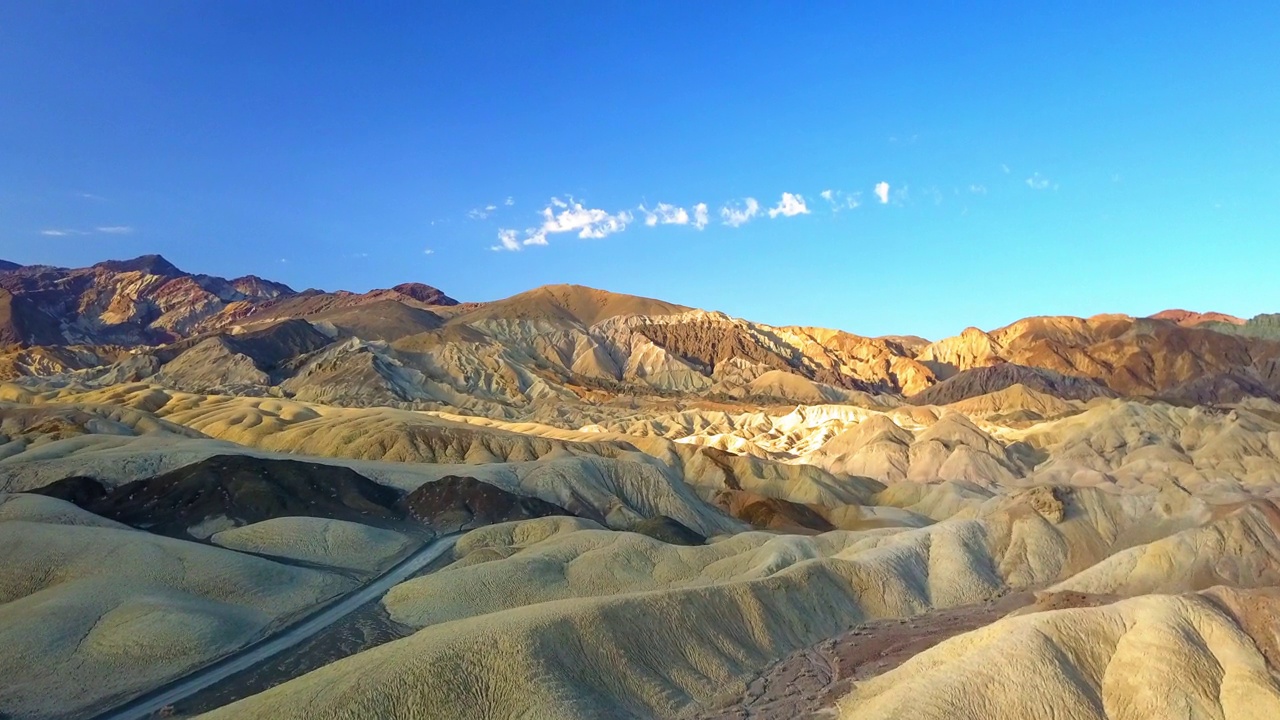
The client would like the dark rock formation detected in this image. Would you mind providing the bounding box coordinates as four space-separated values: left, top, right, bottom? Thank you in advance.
399 475 572 533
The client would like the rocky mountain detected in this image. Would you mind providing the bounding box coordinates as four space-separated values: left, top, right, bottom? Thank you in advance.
1149 308 1245 327
917 314 1280 401
907 364 1117 406
0 254 456 348
1204 312 1280 340
3 255 1279 414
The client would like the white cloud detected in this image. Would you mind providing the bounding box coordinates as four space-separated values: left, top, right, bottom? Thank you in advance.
720 197 760 227
423 248 435 255
820 189 861 211
41 228 94 236
874 182 890 204
539 198 633 239
96 226 134 235
969 184 987 194
492 228 522 252
692 203 708 230
467 205 499 220
1025 173 1051 190
639 202 690 227
502 197 634 249
768 192 809 218
504 196 514 206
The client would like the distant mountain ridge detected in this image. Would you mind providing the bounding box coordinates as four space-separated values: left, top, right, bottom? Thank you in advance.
0 254 456 347
1149 308 1246 327
2 254 1277 410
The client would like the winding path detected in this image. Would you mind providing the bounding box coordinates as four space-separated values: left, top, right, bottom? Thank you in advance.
92 535 458 720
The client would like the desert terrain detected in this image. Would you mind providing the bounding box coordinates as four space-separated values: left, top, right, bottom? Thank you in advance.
3 256 1280 718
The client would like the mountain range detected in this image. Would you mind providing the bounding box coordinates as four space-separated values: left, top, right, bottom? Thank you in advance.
7 255 1280 720
2 254 1278 412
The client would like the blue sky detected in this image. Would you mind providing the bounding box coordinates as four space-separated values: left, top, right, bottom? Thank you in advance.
2 2 1278 339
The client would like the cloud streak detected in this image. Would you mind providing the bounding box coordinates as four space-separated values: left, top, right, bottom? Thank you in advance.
639 202 690 227
41 226 130 237
1025 173 1052 190
486 176 998 251
820 189 861 210
720 198 760 227
493 229 521 252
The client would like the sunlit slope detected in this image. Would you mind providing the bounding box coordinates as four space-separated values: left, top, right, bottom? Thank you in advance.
0 495 352 720
840 588 1280 720
198 482 1280 719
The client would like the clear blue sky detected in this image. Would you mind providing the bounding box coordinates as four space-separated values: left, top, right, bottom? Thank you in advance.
2 2 1278 339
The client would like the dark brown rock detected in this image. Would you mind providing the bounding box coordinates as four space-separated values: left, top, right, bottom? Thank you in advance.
399 476 572 533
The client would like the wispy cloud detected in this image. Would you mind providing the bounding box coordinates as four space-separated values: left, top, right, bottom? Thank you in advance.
1025 173 1052 190
720 198 760 227
692 203 708 230
768 192 809 218
1001 164 1011 174
874 182 890 204
639 202 690 227
968 184 987 194
467 205 499 220
423 248 435 255
493 228 522 252
41 228 96 236
96 226 134 235
820 189 861 211
504 196 514 206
